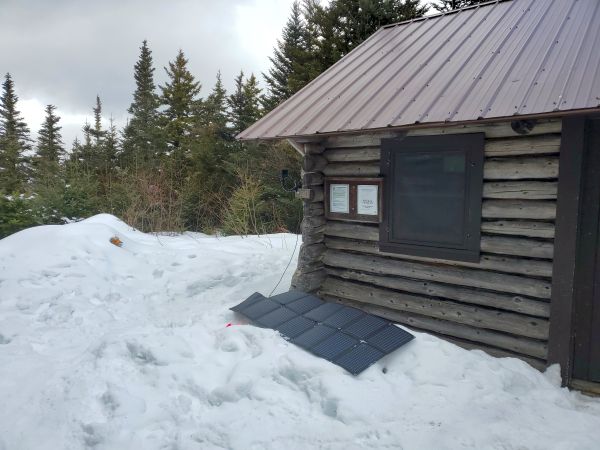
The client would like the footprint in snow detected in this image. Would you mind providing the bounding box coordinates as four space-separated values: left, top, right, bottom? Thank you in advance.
187 254 197 259
0 334 11 345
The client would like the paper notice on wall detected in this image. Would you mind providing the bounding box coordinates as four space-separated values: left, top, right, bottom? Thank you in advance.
330 184 349 213
357 185 378 215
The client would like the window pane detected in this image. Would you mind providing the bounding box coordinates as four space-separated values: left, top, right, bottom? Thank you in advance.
391 150 466 247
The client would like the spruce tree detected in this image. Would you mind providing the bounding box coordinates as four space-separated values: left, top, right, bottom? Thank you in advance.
33 104 64 183
0 73 31 193
323 0 427 61
228 71 262 136
122 40 161 167
262 1 316 111
89 95 106 147
160 49 201 152
201 71 229 137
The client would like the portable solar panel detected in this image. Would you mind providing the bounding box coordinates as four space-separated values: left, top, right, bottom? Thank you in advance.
230 291 414 375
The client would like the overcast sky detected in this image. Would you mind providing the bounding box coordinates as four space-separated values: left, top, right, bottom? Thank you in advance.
0 0 296 146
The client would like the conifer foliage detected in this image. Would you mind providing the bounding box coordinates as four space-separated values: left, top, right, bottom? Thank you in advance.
0 73 31 194
33 104 64 182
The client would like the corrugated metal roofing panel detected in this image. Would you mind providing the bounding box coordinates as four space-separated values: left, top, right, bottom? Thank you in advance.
239 0 600 140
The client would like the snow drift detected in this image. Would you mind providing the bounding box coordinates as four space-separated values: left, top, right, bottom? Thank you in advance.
0 215 599 450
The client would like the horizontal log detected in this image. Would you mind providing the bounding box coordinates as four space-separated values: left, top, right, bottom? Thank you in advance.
326 267 550 318
484 157 559 180
323 120 561 148
481 220 555 238
322 294 548 359
303 143 325 155
480 235 553 259
301 231 324 245
304 201 324 217
301 171 324 186
320 278 549 341
324 237 553 278
291 269 326 293
303 155 327 172
324 146 380 162
322 162 380 177
325 221 379 240
300 243 326 260
323 249 552 299
309 186 324 203
302 216 326 229
482 200 556 219
484 134 560 157
483 181 557 199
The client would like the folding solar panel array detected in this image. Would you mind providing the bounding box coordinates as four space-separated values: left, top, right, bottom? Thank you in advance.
230 290 414 374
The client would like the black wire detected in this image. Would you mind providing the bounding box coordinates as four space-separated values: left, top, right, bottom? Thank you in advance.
268 204 302 297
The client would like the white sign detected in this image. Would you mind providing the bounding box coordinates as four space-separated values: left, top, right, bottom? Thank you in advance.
330 184 349 213
357 185 378 215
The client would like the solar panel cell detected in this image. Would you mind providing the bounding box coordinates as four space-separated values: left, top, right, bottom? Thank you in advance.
270 290 309 305
287 295 324 314
255 307 298 328
333 344 384 375
368 325 415 354
304 302 344 322
242 298 280 320
310 332 358 361
343 315 389 340
277 316 316 339
292 324 337 349
323 306 365 329
230 292 265 312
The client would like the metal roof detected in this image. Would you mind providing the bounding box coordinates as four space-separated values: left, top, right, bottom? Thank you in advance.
239 0 600 140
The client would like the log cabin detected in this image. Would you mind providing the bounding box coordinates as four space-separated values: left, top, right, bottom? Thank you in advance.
238 0 600 393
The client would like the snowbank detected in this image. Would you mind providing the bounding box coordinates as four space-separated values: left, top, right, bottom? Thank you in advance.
0 214 598 450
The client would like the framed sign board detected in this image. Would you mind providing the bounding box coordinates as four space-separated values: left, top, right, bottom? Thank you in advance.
324 177 383 223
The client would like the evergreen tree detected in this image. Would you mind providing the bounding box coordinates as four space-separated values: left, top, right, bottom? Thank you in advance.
262 1 317 111
33 104 64 182
228 71 262 136
322 0 427 62
432 0 487 12
122 40 162 166
89 95 107 147
200 71 229 137
0 73 31 193
160 49 201 152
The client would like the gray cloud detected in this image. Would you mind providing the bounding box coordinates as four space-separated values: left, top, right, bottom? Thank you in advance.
0 0 294 144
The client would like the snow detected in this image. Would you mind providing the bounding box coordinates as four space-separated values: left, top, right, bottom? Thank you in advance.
0 214 599 450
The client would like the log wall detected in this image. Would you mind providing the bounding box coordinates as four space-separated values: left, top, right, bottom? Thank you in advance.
291 119 562 368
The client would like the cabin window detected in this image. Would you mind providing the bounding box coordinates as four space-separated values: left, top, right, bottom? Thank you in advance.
379 133 484 262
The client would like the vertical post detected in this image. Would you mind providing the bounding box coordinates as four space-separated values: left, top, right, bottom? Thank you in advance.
547 117 586 385
291 143 327 292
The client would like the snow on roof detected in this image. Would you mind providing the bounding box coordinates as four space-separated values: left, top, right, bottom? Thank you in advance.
239 0 600 140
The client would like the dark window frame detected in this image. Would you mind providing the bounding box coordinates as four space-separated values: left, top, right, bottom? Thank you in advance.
379 133 485 263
